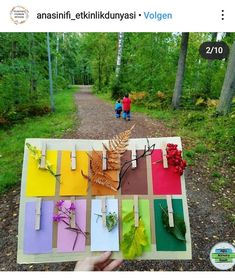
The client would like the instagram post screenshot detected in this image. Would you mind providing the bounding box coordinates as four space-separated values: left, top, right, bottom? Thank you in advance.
0 0 234 274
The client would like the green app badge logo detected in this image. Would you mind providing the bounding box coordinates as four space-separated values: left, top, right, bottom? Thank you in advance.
210 242 235 270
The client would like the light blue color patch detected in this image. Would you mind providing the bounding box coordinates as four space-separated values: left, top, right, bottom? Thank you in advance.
91 199 119 251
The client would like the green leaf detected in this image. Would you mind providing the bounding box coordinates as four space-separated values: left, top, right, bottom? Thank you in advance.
121 218 148 259
123 211 134 223
106 212 118 232
160 205 186 242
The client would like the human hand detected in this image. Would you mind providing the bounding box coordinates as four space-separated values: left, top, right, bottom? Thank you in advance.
74 251 123 271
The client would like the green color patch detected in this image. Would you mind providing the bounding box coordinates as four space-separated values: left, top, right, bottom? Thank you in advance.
122 199 151 252
154 199 186 251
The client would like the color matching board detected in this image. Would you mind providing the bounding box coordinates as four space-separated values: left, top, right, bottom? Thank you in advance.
17 137 192 263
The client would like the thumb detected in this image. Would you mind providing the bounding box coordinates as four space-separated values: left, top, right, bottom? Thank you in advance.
90 251 112 265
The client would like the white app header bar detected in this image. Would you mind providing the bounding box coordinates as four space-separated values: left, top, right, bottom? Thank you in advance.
0 0 233 32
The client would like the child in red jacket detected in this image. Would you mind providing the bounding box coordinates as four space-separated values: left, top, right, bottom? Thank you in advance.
122 94 131 121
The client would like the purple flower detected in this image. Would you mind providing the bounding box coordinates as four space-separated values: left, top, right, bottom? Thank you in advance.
56 200 65 208
53 214 66 222
69 202 76 211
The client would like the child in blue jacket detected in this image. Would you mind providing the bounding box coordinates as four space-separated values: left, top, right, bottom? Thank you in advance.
115 99 122 118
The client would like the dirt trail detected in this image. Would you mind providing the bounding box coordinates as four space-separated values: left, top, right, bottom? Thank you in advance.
64 85 172 139
0 85 234 271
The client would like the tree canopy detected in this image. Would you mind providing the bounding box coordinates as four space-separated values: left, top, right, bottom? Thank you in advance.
0 32 234 126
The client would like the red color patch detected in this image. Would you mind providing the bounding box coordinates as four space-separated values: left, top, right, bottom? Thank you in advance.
151 149 182 195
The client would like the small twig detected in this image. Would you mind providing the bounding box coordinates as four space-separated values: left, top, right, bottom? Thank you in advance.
72 232 79 250
62 219 70 226
118 139 155 189
94 213 102 223
58 207 71 219
159 204 169 217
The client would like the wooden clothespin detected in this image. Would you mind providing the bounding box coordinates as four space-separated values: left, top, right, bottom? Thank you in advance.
102 145 107 171
162 143 168 169
101 197 107 227
134 195 139 227
71 145 77 170
40 142 46 169
35 198 42 230
70 197 76 228
166 195 174 227
131 144 137 169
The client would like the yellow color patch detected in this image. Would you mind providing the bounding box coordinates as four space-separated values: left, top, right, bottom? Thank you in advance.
60 151 89 196
26 150 58 196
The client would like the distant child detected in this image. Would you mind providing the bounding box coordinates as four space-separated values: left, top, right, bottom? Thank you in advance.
115 99 122 118
122 94 131 121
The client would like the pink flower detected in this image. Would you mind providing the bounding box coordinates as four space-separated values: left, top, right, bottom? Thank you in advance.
69 202 76 211
56 200 65 208
53 214 66 222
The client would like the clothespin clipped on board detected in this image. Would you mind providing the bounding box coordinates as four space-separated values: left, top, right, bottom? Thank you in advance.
162 143 168 169
133 195 139 227
102 144 107 171
35 198 42 230
101 197 107 227
166 195 174 227
131 144 137 169
70 197 76 228
40 142 46 169
71 145 77 171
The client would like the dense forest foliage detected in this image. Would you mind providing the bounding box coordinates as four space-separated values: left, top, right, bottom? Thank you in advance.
0 33 81 125
77 32 235 112
0 32 235 127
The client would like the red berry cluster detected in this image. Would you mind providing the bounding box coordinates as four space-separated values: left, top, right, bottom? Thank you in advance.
166 143 187 175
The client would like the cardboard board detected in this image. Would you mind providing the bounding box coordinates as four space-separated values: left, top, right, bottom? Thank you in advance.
17 137 191 263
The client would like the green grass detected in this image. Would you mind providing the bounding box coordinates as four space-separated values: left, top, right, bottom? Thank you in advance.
209 177 228 192
220 197 234 210
0 86 78 193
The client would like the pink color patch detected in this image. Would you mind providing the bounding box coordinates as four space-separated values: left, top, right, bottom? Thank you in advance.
151 149 182 195
57 200 86 252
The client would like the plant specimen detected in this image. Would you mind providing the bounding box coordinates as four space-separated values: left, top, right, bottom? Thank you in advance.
95 211 118 232
160 204 186 242
53 200 87 250
26 143 60 181
82 126 134 192
118 138 155 189
121 211 148 259
153 143 187 175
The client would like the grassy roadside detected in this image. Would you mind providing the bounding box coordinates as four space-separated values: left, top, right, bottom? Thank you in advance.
0 86 79 193
96 91 235 223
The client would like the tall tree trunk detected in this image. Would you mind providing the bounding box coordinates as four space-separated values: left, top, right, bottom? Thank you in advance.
204 33 218 95
55 33 60 92
29 33 37 97
55 34 59 78
172 33 189 109
217 41 235 115
115 32 124 78
47 32 55 112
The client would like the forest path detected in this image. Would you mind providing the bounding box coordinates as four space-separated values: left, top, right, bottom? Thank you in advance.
0 85 234 271
64 85 171 139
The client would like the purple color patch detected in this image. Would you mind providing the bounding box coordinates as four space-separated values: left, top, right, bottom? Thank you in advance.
57 200 87 252
23 201 53 254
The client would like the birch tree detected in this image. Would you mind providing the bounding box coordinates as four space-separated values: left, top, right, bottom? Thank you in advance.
115 32 124 79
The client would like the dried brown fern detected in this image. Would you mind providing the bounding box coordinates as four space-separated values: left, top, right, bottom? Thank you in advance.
82 126 134 192
106 125 134 170
108 125 134 154
82 150 118 192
